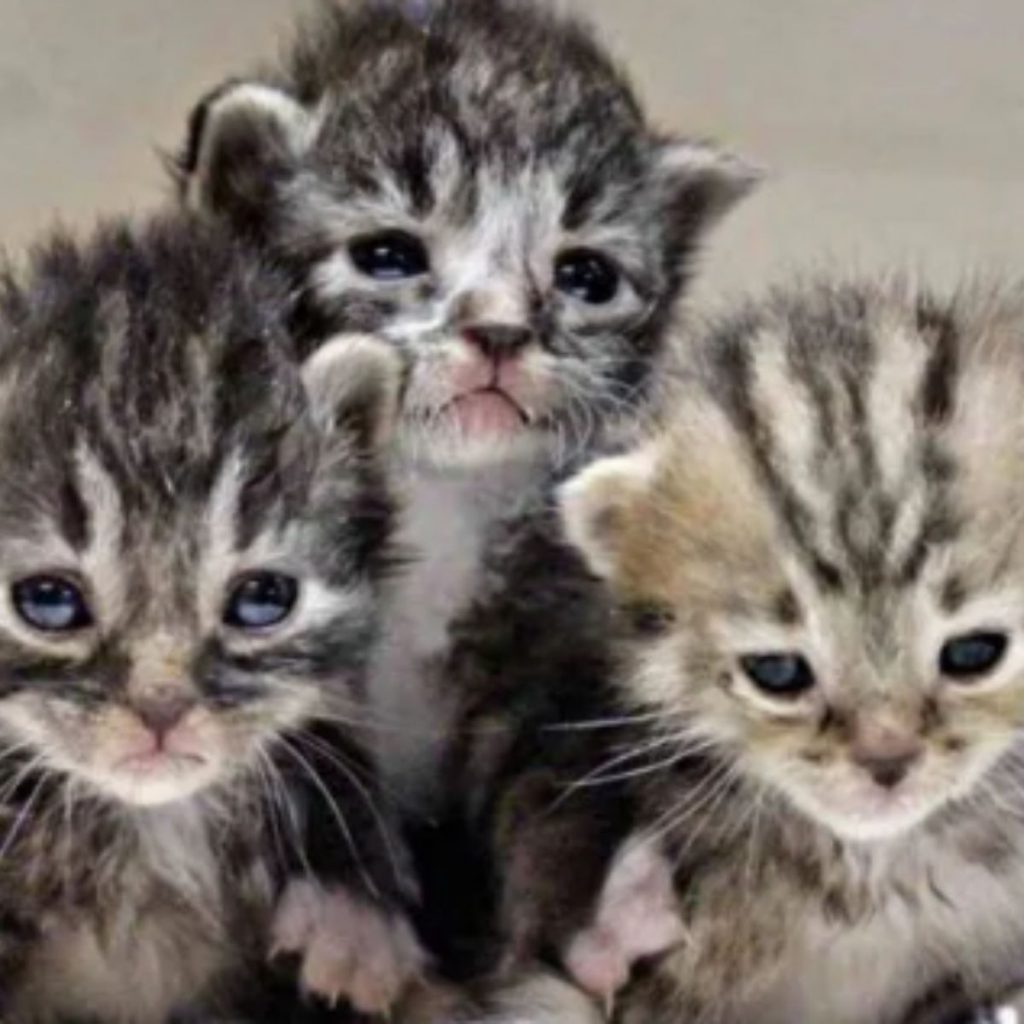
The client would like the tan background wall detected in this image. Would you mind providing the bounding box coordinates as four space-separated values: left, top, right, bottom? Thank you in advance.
0 1 1021 300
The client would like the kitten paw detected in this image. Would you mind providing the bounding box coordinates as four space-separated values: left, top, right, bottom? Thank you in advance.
271 878 426 1015
563 838 685 1006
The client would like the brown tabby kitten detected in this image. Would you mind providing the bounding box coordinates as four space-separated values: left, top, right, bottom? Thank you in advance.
441 279 1024 1023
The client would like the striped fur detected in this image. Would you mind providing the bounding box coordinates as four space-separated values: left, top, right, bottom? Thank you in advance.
176 0 756 466
174 0 757 812
0 213 414 1023
440 278 1024 1023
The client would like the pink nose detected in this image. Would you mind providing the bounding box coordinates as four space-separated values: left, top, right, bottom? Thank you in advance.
134 695 195 742
853 749 921 789
463 324 533 358
851 720 923 790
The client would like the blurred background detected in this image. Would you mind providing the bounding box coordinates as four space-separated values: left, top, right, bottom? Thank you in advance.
0 0 1022 300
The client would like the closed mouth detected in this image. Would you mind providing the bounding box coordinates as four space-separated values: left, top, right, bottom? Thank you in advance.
115 750 207 774
444 387 532 426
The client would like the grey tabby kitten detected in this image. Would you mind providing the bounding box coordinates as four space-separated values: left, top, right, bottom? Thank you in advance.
175 0 757 800
442 279 1024 1023
0 212 422 1024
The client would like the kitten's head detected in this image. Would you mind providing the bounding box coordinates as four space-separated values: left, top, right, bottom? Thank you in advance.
176 0 757 468
561 281 1024 843
0 216 401 808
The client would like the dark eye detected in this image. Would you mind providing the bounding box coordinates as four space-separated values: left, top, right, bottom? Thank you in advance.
224 572 299 631
349 230 430 281
939 631 1008 681
740 653 815 698
12 575 93 633
554 249 620 305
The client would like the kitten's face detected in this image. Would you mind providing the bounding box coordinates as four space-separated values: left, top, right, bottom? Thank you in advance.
563 284 1024 843
0 223 399 808
180 0 756 468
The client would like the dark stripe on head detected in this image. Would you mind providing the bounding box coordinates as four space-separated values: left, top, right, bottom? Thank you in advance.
712 327 847 595
57 471 90 551
917 295 959 424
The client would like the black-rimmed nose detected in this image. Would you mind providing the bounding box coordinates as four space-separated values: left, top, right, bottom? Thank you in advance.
463 324 533 359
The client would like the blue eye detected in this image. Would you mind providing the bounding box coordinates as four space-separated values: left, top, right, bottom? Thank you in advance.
12 575 93 632
740 653 815 697
349 230 430 281
940 632 1007 681
224 572 298 631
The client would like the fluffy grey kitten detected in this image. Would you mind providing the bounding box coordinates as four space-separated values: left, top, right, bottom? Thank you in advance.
441 279 1024 1023
175 0 758 800
0 213 421 1024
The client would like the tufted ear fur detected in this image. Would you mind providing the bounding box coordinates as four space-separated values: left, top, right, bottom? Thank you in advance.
653 139 763 235
178 80 320 229
558 443 662 585
301 334 405 456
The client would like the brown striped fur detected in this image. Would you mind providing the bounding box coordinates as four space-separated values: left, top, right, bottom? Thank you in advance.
556 278 1024 1022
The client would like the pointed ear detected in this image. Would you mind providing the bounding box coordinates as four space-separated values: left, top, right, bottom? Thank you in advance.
558 443 661 584
653 139 763 232
178 80 320 223
301 334 404 455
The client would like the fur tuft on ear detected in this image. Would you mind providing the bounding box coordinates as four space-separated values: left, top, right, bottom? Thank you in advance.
301 334 405 455
653 139 764 231
558 443 661 583
178 80 320 224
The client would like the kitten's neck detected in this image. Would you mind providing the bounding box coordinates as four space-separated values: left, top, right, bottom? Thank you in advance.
400 454 546 524
372 454 548 806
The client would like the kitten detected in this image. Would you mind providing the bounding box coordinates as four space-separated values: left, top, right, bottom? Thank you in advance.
443 279 1024 1023
0 212 422 1023
173 0 758 801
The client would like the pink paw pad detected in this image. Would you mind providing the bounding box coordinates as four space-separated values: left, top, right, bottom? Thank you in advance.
564 838 685 1006
271 878 426 1015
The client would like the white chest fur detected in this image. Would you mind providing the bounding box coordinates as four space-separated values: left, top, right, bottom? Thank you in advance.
370 458 542 806
725 831 1024 1024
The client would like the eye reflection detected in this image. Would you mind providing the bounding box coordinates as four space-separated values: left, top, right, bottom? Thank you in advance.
740 653 815 698
349 230 430 281
223 572 299 631
939 631 1007 682
554 249 620 305
12 575 93 633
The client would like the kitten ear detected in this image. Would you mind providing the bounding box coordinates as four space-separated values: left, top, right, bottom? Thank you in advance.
558 443 661 583
178 80 320 224
301 334 404 455
653 139 763 230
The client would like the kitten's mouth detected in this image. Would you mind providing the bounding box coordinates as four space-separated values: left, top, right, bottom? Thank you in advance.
115 750 207 775
443 387 531 435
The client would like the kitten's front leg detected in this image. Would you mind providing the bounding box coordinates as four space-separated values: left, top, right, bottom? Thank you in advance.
562 837 685 1010
270 722 426 1016
271 878 425 1015
495 772 683 1008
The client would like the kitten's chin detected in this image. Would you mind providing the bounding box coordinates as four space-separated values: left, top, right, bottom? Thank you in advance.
399 413 549 470
792 786 944 844
90 754 222 807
